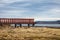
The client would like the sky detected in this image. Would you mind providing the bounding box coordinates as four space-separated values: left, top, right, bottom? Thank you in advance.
0 0 60 21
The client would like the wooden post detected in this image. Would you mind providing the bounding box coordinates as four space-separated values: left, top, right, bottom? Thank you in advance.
28 24 30 28
15 24 16 28
20 24 22 27
0 23 2 26
32 24 34 27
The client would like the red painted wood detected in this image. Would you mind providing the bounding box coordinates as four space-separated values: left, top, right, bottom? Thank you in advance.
0 18 34 24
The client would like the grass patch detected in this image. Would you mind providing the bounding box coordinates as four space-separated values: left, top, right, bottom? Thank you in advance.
0 26 60 40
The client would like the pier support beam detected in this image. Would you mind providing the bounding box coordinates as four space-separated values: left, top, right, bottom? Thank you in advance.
15 24 16 28
20 24 22 27
32 24 34 27
0 23 2 26
28 24 30 28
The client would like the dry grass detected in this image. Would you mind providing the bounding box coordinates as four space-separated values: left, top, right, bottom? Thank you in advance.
0 26 60 40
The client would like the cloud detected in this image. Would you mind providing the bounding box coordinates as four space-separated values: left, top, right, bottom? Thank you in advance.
50 8 60 14
0 10 29 18
35 18 60 21
0 0 60 21
36 8 60 18
0 0 29 3
0 0 30 7
53 0 60 4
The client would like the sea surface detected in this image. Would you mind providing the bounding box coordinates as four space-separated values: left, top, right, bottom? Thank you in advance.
11 24 60 27
35 24 60 27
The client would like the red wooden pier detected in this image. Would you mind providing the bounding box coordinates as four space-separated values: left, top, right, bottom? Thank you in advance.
0 18 35 27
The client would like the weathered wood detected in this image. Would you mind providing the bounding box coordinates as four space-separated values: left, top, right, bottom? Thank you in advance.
20 24 22 27
15 24 16 28
0 23 2 26
32 24 35 27
0 18 34 24
0 18 34 27
28 24 30 28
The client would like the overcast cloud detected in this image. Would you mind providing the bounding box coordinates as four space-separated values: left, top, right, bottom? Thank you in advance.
0 0 60 21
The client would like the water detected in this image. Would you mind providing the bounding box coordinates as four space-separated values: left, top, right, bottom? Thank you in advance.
11 24 60 27
35 24 60 27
